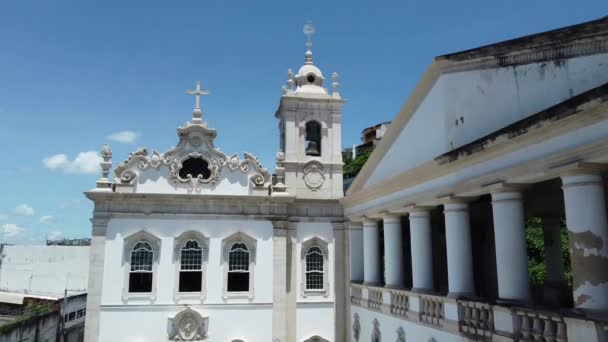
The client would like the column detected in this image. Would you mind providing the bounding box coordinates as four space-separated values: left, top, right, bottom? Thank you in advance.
443 201 475 298
348 222 364 282
383 214 404 288
542 216 565 307
491 191 530 303
84 214 110 342
333 222 347 342
272 221 289 341
363 219 381 285
409 209 433 292
562 172 608 310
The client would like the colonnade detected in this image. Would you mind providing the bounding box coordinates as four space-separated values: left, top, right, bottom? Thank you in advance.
349 171 608 311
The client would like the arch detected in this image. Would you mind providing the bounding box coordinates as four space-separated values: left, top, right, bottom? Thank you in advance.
303 336 330 342
305 120 322 156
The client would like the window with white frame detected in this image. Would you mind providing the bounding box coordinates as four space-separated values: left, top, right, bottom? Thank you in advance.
305 246 324 290
123 230 161 300
179 240 203 292
227 242 250 292
221 232 256 298
300 237 329 297
129 241 154 293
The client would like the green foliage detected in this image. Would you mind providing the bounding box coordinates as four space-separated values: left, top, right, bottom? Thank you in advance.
525 217 572 286
526 217 546 285
343 150 372 176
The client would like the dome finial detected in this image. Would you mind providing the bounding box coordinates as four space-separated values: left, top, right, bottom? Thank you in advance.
303 21 315 65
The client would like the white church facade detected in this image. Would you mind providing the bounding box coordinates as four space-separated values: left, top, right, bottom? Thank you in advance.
84 26 347 342
84 19 608 342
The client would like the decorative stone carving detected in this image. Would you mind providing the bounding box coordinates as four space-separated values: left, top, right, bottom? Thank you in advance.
113 120 271 191
168 307 209 341
352 313 361 342
95 144 113 190
303 336 329 342
372 318 381 342
396 327 406 342
303 160 325 190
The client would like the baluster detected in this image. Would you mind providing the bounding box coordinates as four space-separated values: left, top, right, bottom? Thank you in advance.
543 319 556 342
520 315 532 341
532 317 543 341
555 321 567 342
471 306 480 328
436 301 443 320
479 307 488 330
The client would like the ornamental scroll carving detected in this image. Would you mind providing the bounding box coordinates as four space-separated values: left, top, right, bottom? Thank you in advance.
113 122 270 190
168 307 209 341
352 313 361 342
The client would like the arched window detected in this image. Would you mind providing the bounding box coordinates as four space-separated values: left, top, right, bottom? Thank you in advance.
179 240 203 292
305 121 321 156
305 246 324 290
227 242 250 292
129 242 153 293
300 237 329 297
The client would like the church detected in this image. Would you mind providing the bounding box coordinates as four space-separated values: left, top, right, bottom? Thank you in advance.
84 18 608 342
83 24 347 342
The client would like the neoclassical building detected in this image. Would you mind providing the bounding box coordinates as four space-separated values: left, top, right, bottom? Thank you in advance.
83 28 347 341
343 18 608 342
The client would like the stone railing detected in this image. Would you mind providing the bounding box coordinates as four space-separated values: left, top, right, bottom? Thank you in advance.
458 300 493 339
516 309 567 342
350 283 363 306
367 287 383 311
389 288 409 318
418 293 445 326
348 283 608 341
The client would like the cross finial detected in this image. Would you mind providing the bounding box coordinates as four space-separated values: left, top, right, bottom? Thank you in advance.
186 80 210 123
303 21 315 64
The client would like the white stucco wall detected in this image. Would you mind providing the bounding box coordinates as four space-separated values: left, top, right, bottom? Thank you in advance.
130 166 260 196
99 308 273 342
0 245 89 297
296 304 334 342
365 53 608 188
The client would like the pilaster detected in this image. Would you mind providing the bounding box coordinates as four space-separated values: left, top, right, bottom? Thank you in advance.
272 220 289 342
84 213 110 342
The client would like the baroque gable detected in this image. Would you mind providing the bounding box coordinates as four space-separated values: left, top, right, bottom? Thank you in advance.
113 120 271 195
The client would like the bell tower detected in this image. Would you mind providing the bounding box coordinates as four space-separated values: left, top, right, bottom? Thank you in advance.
275 22 345 199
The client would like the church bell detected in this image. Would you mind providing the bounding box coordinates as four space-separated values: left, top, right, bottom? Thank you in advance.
306 141 320 156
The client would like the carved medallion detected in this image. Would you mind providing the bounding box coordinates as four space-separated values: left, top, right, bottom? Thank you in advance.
169 307 209 341
303 160 325 190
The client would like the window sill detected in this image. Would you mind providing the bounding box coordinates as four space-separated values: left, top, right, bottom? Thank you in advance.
174 292 206 303
222 291 254 300
122 292 156 303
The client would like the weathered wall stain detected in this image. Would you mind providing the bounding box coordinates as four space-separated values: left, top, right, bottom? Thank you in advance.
568 230 608 291
575 293 591 306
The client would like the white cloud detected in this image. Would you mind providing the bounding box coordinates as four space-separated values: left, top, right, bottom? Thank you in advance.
42 151 101 174
2 223 25 237
13 204 34 216
0 214 7 221
48 231 63 240
107 130 138 143
40 215 55 224
59 199 81 210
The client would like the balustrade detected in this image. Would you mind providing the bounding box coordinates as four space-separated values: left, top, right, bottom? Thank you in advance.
458 300 493 339
419 294 444 326
390 289 409 317
350 284 363 305
367 287 383 311
516 309 567 342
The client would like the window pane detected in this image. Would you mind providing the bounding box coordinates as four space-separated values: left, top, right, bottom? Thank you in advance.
179 271 202 292
181 241 202 271
129 272 153 293
306 248 323 272
306 272 324 290
227 272 249 292
130 242 153 272
229 243 249 271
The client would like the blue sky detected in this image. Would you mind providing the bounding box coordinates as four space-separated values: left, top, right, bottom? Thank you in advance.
0 0 605 244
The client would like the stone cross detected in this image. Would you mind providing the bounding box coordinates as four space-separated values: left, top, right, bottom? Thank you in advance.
186 80 210 111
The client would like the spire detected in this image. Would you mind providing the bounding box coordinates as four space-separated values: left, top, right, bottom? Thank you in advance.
185 80 210 124
303 21 315 65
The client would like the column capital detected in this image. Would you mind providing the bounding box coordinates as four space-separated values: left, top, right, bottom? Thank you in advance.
346 221 363 230
443 202 469 213
485 181 527 195
437 195 476 205
561 172 604 188
381 213 401 224
362 218 379 227
405 205 433 216
555 161 607 177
